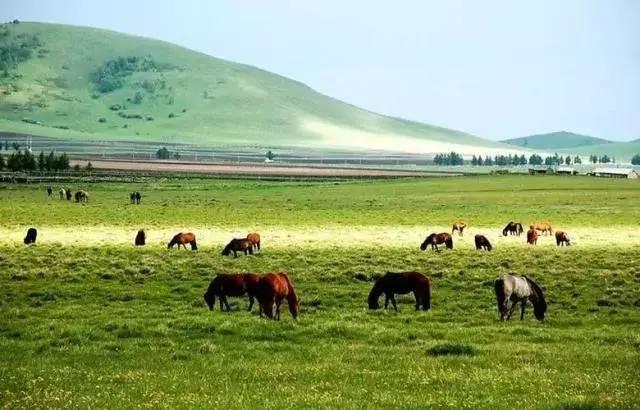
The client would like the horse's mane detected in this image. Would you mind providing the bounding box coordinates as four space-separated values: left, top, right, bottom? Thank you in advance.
279 273 298 304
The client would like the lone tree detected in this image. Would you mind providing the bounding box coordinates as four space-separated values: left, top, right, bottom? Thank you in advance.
631 154 640 165
156 147 171 159
266 150 274 160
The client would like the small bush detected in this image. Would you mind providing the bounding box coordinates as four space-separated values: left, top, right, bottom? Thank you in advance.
427 343 476 357
98 117 106 123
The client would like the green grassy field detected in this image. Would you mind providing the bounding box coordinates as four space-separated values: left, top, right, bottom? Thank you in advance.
1 175 639 409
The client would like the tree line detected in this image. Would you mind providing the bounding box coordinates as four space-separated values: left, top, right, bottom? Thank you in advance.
435 152 640 166
0 150 70 172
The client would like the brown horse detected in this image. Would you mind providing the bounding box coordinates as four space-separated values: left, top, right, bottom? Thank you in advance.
168 232 198 250
555 231 571 246
134 229 146 246
502 221 524 236
255 273 299 320
420 232 453 251
532 222 553 236
368 272 431 311
474 234 492 251
527 226 538 245
451 222 466 236
222 238 253 257
246 232 261 251
203 273 261 311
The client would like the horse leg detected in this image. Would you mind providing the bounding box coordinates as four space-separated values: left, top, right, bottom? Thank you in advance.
520 300 526 320
390 296 398 312
219 296 225 311
414 292 420 311
384 293 390 309
506 299 519 320
224 296 232 311
248 295 254 311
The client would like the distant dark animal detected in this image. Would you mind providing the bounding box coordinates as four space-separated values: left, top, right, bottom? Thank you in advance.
368 272 431 311
494 274 547 321
135 191 141 204
555 231 571 246
168 232 198 250
420 232 453 251
532 222 553 236
46 186 52 197
23 228 37 245
222 238 253 257
203 273 261 312
474 234 492 251
451 222 466 236
130 191 141 204
527 227 538 245
246 232 261 251
75 190 89 203
502 221 524 236
59 189 65 200
255 272 299 320
134 229 146 246
65 189 73 201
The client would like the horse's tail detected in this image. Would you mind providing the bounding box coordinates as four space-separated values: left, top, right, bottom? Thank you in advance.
190 239 198 251
494 277 505 318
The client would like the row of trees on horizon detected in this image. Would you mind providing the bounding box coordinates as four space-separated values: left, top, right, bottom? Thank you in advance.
0 150 70 172
435 152 640 166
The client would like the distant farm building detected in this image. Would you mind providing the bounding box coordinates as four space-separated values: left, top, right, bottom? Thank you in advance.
556 166 578 175
528 166 551 174
589 168 638 179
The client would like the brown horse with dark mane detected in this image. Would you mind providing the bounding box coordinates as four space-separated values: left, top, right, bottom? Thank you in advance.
502 221 524 236
531 222 553 236
368 272 431 311
246 232 261 251
526 226 538 245
255 273 299 320
420 232 453 251
168 232 198 250
555 231 571 246
203 273 261 311
222 238 253 257
474 234 492 251
451 222 466 236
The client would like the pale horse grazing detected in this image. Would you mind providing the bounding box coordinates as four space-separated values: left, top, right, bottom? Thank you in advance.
494 274 547 321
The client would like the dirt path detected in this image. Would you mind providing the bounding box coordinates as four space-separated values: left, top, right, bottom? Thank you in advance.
1 226 638 249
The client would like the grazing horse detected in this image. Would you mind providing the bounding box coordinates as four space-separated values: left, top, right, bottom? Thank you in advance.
75 190 89 203
255 273 299 320
474 234 492 251
134 229 146 246
420 233 453 251
532 222 553 236
222 238 254 257
23 228 37 245
451 222 466 236
168 232 198 250
555 231 571 246
59 189 65 200
494 274 547 321
203 273 261 312
502 221 524 236
527 226 538 245
130 192 142 204
135 191 141 204
65 189 73 201
246 232 261 251
368 272 431 311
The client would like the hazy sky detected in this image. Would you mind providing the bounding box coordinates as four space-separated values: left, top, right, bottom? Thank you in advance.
2 1 639 141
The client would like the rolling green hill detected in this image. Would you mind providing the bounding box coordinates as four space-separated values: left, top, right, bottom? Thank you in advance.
502 131 611 150
0 21 519 155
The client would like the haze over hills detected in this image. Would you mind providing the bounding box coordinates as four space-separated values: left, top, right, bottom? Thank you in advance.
502 131 612 150
0 21 526 156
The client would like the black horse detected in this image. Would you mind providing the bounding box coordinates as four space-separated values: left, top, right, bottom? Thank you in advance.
221 238 254 257
24 228 37 245
502 221 524 236
474 234 492 251
130 192 142 204
368 272 431 311
420 233 453 251
134 229 146 246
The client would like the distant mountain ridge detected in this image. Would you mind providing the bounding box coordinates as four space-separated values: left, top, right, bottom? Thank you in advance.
502 131 612 150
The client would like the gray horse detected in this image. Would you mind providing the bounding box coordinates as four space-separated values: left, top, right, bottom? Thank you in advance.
494 274 546 321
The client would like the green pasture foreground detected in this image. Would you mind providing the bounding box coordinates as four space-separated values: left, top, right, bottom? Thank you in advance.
1 175 639 408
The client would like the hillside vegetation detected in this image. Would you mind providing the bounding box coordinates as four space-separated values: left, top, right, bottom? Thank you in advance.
502 131 612 150
0 22 518 155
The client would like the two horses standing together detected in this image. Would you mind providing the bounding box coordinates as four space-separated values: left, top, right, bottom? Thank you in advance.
204 272 299 320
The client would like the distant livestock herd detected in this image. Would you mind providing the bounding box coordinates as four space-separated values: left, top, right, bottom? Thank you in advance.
21 188 575 321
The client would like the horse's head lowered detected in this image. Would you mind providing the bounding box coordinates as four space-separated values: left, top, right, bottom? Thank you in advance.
525 276 547 320
420 234 436 251
203 290 215 311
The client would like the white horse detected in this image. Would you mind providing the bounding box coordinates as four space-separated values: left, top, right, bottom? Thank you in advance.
494 274 546 321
